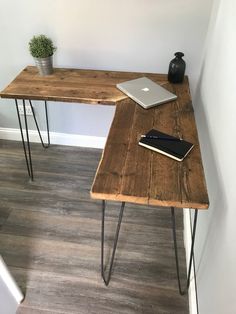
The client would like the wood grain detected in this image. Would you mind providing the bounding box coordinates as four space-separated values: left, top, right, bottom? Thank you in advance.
91 98 136 199
0 66 167 105
0 65 208 208
0 139 188 314
91 79 209 209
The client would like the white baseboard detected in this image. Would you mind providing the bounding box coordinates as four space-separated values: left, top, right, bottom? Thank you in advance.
183 208 198 314
0 127 106 149
0 255 24 304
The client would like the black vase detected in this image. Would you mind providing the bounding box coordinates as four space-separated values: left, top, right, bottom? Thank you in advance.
168 52 186 83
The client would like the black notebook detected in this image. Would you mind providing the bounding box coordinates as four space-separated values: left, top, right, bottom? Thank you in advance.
139 129 194 161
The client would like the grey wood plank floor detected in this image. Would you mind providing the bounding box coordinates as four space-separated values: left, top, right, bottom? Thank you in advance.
0 139 189 314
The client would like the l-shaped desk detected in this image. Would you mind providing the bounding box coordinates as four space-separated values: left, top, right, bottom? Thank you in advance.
0 66 209 294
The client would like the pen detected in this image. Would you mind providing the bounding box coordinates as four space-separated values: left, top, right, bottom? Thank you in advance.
141 135 182 141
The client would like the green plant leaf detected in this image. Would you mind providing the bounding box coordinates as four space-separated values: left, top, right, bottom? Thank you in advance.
29 35 56 58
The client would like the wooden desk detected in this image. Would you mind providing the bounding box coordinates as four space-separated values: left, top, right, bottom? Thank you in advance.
0 66 209 292
90 75 208 290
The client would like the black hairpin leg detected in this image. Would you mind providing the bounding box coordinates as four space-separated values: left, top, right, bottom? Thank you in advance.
101 200 125 286
15 99 34 180
171 207 198 295
29 100 50 148
15 99 50 180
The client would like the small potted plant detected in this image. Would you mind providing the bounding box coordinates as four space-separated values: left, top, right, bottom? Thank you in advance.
29 34 56 76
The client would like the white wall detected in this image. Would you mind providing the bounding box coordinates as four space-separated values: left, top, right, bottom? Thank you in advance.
0 0 213 138
194 0 236 313
0 256 24 314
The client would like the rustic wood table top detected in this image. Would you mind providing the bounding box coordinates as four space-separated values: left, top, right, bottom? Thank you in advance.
0 66 167 105
0 66 209 209
90 79 209 209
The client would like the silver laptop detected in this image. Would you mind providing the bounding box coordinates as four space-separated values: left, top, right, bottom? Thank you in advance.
116 77 177 109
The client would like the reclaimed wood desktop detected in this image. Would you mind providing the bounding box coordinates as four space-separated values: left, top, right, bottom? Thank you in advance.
91 97 208 209
0 66 209 292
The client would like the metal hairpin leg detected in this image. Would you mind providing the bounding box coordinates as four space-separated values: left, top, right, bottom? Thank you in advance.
101 200 125 286
15 99 50 180
171 207 198 295
15 99 33 179
29 100 50 148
